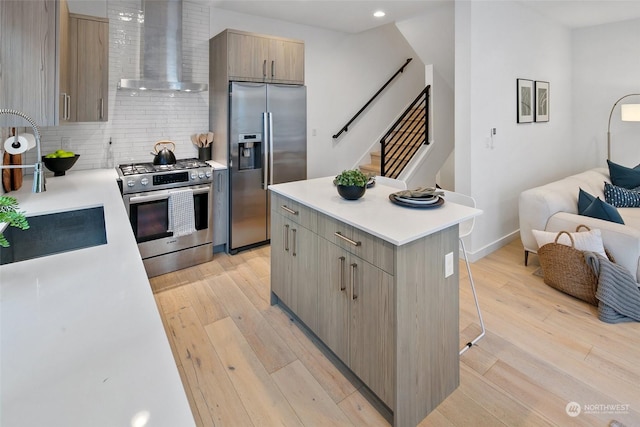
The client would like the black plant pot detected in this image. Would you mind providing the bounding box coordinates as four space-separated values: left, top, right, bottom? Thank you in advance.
337 184 366 200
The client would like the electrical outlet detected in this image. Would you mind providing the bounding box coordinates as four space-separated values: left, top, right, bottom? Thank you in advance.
445 252 454 278
61 137 71 150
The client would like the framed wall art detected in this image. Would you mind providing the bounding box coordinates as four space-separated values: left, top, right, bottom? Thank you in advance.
535 81 549 122
517 79 534 123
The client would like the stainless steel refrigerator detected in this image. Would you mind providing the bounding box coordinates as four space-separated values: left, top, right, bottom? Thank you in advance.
228 82 307 253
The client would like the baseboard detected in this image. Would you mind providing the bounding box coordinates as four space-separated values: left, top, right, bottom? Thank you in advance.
464 229 520 263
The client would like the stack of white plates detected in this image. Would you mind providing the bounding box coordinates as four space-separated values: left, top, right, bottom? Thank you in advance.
389 192 444 208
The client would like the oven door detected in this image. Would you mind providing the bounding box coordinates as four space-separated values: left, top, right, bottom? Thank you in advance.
123 184 213 259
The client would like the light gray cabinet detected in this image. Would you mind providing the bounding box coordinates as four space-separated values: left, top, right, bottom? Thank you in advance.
213 169 228 252
0 0 60 126
316 223 394 408
270 191 461 426
219 29 305 85
271 193 395 408
270 194 318 331
67 13 109 122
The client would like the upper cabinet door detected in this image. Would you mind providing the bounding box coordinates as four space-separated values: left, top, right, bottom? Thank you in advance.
227 32 270 82
69 14 109 122
0 0 59 127
218 30 304 85
269 39 304 84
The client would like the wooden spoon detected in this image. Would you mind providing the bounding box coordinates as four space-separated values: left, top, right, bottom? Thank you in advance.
190 134 200 147
206 132 214 146
199 134 207 147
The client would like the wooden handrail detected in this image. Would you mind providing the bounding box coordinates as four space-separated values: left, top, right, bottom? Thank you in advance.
332 58 413 139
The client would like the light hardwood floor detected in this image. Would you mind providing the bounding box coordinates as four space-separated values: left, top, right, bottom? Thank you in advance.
150 239 640 426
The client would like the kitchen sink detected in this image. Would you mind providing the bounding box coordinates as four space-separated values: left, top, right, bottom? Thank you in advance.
0 206 107 265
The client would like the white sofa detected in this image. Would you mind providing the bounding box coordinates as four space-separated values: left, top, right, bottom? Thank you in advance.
519 167 640 282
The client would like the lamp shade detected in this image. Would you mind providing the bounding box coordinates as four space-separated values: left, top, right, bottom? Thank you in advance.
621 104 640 122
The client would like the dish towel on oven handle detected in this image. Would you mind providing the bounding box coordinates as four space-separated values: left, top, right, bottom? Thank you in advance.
168 189 196 237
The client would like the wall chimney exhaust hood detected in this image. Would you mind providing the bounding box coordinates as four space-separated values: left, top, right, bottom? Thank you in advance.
118 0 207 92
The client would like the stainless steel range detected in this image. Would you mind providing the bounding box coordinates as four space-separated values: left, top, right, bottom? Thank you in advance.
117 158 213 277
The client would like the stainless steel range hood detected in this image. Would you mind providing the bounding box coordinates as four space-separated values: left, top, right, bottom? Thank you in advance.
118 0 207 92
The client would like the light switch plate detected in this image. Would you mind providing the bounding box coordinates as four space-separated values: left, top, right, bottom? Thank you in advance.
445 252 454 278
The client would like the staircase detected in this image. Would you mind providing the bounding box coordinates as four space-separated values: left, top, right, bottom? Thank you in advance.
359 86 430 179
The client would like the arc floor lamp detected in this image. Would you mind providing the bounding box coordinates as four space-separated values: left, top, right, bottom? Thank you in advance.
607 93 640 160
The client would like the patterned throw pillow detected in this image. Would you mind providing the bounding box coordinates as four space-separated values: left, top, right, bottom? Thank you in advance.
604 182 640 207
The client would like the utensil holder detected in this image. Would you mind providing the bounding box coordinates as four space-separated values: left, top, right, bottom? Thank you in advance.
198 146 212 161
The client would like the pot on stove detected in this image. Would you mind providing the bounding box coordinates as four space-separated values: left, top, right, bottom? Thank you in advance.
151 140 177 165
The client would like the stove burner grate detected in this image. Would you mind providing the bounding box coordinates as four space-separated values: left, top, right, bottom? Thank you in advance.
118 158 209 176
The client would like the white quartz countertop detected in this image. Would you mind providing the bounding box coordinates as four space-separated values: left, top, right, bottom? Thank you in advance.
0 169 195 427
206 160 227 170
269 176 483 246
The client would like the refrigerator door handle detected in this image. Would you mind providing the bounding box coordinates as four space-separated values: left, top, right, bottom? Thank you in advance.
263 112 269 190
268 112 274 186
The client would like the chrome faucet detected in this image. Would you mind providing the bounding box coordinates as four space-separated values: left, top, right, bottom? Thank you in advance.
0 109 46 192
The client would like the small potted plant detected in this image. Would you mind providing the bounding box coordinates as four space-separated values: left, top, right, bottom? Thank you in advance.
0 196 29 247
335 169 368 200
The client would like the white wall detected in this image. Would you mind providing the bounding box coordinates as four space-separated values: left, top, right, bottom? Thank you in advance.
456 1 574 259
572 18 640 169
396 1 455 189
210 9 425 179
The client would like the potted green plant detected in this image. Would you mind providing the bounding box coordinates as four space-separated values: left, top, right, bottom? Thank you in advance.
0 196 29 247
335 169 368 200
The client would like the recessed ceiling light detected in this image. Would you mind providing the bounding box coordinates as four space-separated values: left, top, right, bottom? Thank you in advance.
373 10 386 18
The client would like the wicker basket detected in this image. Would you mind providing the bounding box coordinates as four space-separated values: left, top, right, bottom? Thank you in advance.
537 230 599 305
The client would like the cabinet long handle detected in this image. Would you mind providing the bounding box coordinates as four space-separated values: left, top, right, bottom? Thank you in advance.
339 256 346 291
334 232 361 247
284 224 289 252
263 59 267 78
350 263 358 300
280 205 298 215
66 94 71 120
100 98 104 120
61 93 70 120
217 172 222 191
271 60 275 78
61 93 67 120
292 228 297 257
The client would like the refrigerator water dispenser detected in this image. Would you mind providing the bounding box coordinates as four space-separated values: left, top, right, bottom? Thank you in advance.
238 133 262 170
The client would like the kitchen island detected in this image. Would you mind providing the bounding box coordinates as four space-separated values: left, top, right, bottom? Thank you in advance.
0 170 195 427
269 176 482 427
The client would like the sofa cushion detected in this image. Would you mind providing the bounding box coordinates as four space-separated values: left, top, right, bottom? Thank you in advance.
519 168 610 253
532 228 607 258
607 160 640 189
604 182 640 208
581 197 625 224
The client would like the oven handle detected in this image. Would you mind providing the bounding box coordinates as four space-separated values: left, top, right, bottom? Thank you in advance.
127 186 211 204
